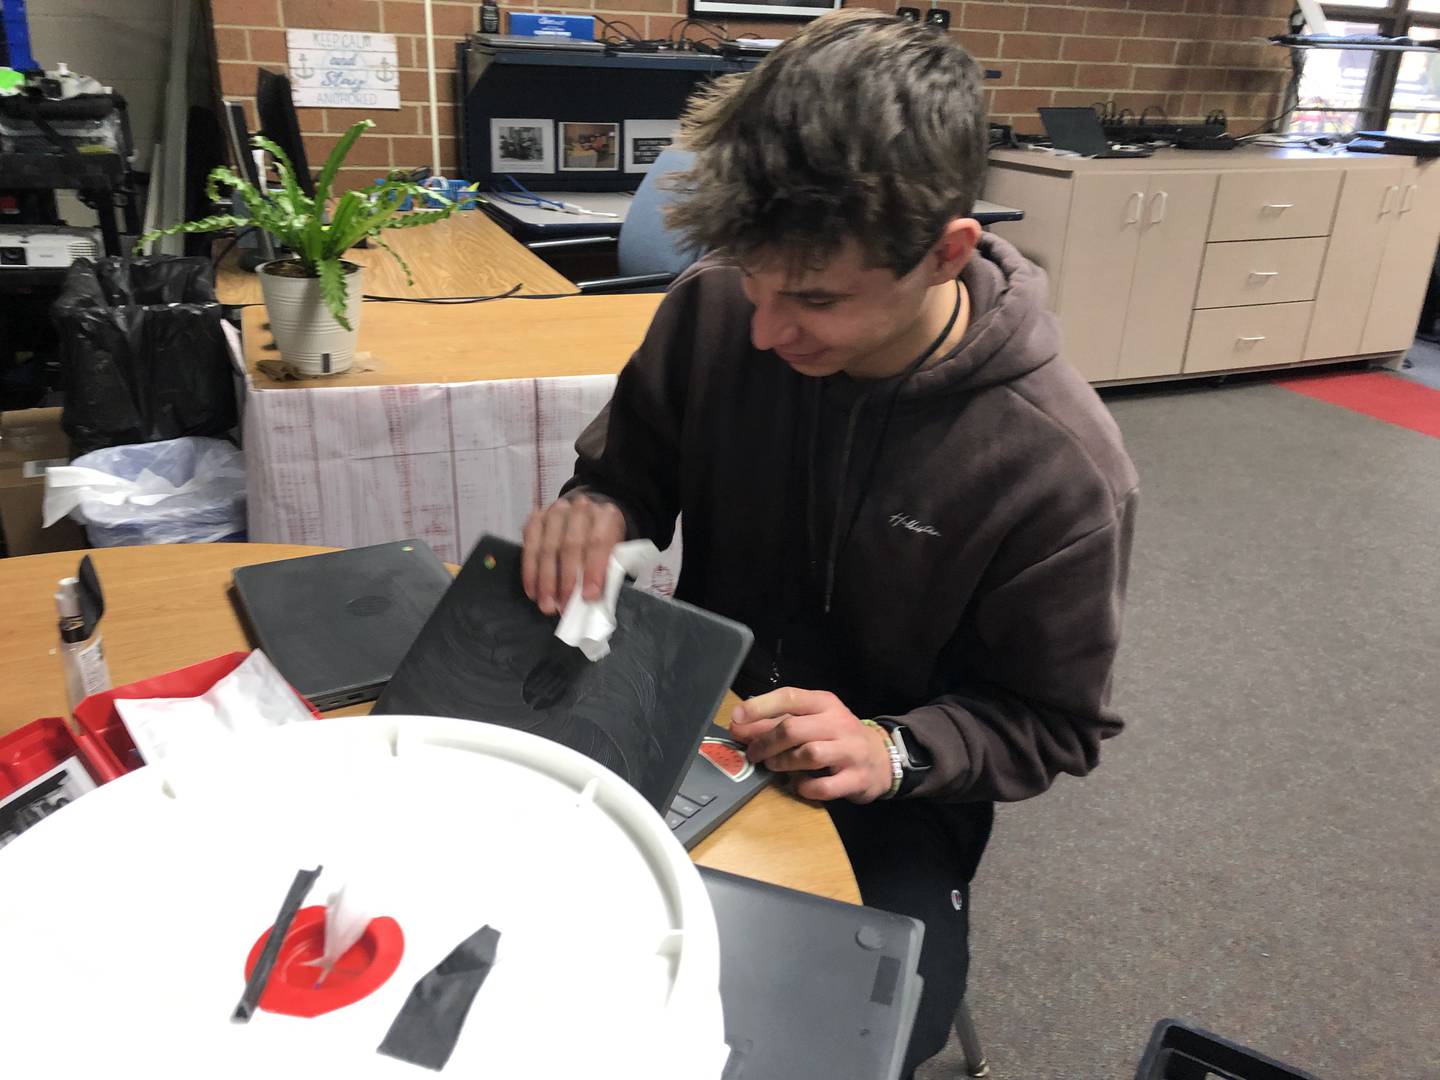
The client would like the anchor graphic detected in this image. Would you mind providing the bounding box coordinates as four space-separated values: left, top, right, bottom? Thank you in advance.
375 57 395 83
292 53 315 79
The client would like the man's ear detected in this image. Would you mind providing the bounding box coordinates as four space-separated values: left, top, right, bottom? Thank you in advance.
926 217 983 285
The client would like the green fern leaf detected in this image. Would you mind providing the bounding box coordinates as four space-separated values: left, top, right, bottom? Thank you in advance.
316 257 353 330
370 236 413 286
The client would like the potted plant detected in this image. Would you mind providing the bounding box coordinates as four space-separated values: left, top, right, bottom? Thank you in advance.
137 119 452 375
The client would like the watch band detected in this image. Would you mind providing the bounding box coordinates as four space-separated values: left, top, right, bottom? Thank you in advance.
860 718 904 799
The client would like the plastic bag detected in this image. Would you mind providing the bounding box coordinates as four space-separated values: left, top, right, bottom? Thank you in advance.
51 257 237 457
42 437 246 546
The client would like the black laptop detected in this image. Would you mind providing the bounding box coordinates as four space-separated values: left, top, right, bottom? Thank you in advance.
1040 106 1153 158
375 534 764 834
702 867 925 1080
232 540 454 711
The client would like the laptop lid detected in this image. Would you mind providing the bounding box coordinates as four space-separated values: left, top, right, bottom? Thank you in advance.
1039 106 1112 156
374 535 754 813
700 867 925 1080
232 540 454 710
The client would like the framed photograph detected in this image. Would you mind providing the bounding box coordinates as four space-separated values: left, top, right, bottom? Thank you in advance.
0 758 96 850
624 119 681 173
490 118 555 174
689 0 840 20
559 121 620 172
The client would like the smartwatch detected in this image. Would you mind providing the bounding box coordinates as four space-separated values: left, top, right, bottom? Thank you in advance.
876 720 933 797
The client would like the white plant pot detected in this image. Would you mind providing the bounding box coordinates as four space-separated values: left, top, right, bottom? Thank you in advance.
257 259 363 375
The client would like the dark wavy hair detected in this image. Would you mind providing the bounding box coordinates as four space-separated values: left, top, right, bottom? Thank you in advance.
665 10 989 275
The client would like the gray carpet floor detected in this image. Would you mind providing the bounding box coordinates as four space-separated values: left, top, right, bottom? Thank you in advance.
919 381 1440 1079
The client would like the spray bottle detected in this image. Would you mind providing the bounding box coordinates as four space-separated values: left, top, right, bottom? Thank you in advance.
56 560 111 711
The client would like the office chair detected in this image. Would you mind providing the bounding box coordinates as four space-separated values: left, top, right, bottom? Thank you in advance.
568 147 700 293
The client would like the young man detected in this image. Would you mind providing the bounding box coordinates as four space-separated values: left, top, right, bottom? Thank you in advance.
523 11 1138 1075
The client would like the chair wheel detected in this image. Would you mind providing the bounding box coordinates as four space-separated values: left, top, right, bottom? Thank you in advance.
967 1060 990 1078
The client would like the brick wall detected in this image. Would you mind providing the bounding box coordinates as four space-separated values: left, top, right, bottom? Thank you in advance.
210 0 1295 193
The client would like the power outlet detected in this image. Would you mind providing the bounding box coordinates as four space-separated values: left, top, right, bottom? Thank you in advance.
924 7 950 30
896 6 921 23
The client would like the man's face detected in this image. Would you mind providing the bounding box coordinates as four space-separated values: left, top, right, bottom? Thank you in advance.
739 239 936 380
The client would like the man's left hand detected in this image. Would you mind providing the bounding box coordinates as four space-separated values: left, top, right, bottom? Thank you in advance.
729 687 893 803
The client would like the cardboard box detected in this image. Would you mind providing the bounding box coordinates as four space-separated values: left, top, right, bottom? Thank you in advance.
0 408 88 557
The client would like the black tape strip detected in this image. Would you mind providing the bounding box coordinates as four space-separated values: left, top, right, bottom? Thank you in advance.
377 924 502 1071
232 864 322 1023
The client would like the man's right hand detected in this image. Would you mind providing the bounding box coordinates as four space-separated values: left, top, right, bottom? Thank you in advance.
522 494 627 615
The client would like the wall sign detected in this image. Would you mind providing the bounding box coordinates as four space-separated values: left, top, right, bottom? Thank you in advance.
286 29 401 110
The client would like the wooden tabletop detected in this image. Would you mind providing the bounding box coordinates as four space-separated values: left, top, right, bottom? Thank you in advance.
213 212 578 307
242 293 664 390
0 545 859 903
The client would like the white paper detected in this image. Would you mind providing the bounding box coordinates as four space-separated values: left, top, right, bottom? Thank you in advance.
304 880 372 984
114 650 313 774
555 540 660 661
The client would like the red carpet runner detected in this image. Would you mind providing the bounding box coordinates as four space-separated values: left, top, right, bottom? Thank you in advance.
1275 371 1440 440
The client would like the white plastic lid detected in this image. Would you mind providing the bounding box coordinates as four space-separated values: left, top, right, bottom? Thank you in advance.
0 716 727 1079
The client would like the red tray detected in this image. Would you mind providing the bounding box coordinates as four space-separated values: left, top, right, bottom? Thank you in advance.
0 716 106 798
72 652 322 781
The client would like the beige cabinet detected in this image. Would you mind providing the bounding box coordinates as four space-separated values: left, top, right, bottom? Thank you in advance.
1305 166 1406 360
986 147 1440 384
1117 173 1218 380
1051 171 1216 381
1361 160 1440 355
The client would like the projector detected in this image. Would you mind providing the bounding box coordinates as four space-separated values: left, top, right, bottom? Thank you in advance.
0 225 101 269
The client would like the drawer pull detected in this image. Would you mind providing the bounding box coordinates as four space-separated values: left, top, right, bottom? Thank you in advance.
1124 191 1144 225
1381 184 1400 216
1236 335 1267 345
1401 184 1418 214
1248 271 1280 281
1149 190 1168 225
1262 203 1295 213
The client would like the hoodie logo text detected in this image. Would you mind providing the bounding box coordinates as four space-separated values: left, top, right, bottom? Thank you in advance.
889 513 941 538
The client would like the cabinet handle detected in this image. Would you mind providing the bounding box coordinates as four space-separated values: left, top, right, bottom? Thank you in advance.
1401 184 1418 214
1248 271 1279 281
1262 202 1295 213
1236 336 1267 345
1125 191 1144 225
1149 190 1168 225
1381 184 1399 216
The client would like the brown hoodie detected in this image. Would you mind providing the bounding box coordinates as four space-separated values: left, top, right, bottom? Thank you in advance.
563 233 1138 803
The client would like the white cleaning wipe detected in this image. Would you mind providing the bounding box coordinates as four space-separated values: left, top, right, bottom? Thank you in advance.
554 540 660 661
114 650 313 771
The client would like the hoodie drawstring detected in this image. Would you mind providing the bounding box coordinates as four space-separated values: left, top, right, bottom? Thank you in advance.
818 279 964 613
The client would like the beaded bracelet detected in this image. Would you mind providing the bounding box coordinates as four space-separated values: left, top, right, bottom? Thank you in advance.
860 718 904 800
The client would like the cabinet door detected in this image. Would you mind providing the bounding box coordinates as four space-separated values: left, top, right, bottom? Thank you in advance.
1116 172 1217 380
1054 173 1148 382
1305 166 1403 360
1362 160 1440 355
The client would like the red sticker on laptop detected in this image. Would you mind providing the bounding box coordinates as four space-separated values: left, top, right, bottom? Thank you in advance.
699 736 754 783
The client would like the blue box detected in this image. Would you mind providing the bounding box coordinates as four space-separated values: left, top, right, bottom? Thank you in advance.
507 12 595 41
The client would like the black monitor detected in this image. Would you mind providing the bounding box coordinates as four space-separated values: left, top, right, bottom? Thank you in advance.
256 68 315 197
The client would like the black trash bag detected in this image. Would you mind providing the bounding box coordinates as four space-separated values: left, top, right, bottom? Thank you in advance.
51 256 237 456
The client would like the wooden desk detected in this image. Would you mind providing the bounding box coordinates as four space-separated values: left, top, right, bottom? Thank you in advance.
241 293 664 390
0 544 859 903
213 212 577 307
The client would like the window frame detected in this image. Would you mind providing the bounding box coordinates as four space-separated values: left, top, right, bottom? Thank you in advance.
1316 2 1440 129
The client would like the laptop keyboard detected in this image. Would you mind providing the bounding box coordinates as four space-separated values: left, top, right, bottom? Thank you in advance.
665 788 717 830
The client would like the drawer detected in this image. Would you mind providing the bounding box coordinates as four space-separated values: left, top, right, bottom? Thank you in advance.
1184 303 1314 374
1209 170 1342 241
1195 238 1327 309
